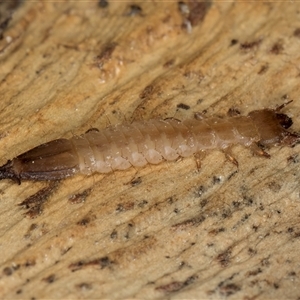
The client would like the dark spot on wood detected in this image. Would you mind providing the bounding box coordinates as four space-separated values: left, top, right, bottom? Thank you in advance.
177 103 190 110
61 246 72 256
19 181 60 218
94 42 117 68
183 70 204 82
200 198 207 208
16 289 22 294
240 38 262 51
221 208 232 219
287 154 299 164
227 107 240 117
273 282 279 289
76 282 93 290
130 176 142 186
137 199 148 208
0 15 12 39
258 64 269 75
247 268 262 277
126 4 143 17
69 188 92 204
110 229 117 239
184 275 198 286
167 196 174 204
270 42 284 55
69 256 114 272
29 223 38 231
232 201 240 208
163 59 175 68
266 181 281 193
172 214 205 230
25 259 36 267
179 261 186 268
98 0 108 8
139 84 154 99
261 257 270 267
242 195 254 206
209 227 225 235
116 201 135 212
252 225 259 232
156 281 184 293
125 4 143 16
195 185 206 197
42 274 56 283
174 208 179 214
218 283 241 296
287 227 294 233
3 266 14 276
186 0 211 26
230 39 238 46
216 248 232 267
0 0 22 39
293 231 300 238
212 176 221 185
248 247 257 256
197 98 204 105
241 213 250 222
293 28 300 38
77 217 90 226
156 275 198 293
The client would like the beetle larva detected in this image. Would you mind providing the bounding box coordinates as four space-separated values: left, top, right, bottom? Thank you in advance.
0 102 299 184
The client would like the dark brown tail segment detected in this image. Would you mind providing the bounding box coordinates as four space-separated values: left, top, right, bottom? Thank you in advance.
0 160 22 184
0 139 80 184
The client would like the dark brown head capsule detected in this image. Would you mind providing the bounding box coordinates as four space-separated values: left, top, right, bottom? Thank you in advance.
248 102 300 147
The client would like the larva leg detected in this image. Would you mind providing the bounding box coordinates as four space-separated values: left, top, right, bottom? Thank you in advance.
281 131 300 147
193 150 206 170
227 107 241 117
275 100 293 112
194 112 206 120
85 128 100 133
250 143 271 158
164 117 182 123
223 147 239 167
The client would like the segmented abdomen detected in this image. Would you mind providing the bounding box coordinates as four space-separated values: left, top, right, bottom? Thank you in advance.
71 116 258 174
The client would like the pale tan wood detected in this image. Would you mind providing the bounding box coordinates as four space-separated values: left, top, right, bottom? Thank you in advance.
0 1 300 299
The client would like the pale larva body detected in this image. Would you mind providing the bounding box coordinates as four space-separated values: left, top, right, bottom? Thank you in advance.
0 103 299 184
73 117 255 175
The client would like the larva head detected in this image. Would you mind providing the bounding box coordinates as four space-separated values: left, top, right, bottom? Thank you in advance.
248 108 300 147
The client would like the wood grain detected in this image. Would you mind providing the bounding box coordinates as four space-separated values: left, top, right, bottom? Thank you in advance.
0 1 300 299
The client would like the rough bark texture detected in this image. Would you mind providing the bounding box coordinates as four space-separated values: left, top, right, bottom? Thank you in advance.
0 1 300 299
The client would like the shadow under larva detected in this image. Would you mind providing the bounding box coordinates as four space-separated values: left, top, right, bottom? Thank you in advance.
0 101 299 184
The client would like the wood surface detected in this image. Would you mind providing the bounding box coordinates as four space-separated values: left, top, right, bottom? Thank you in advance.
0 1 300 299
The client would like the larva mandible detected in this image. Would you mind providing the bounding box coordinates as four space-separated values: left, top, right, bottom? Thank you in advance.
0 101 299 184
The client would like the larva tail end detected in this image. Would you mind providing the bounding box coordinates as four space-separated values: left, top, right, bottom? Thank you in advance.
0 160 21 185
